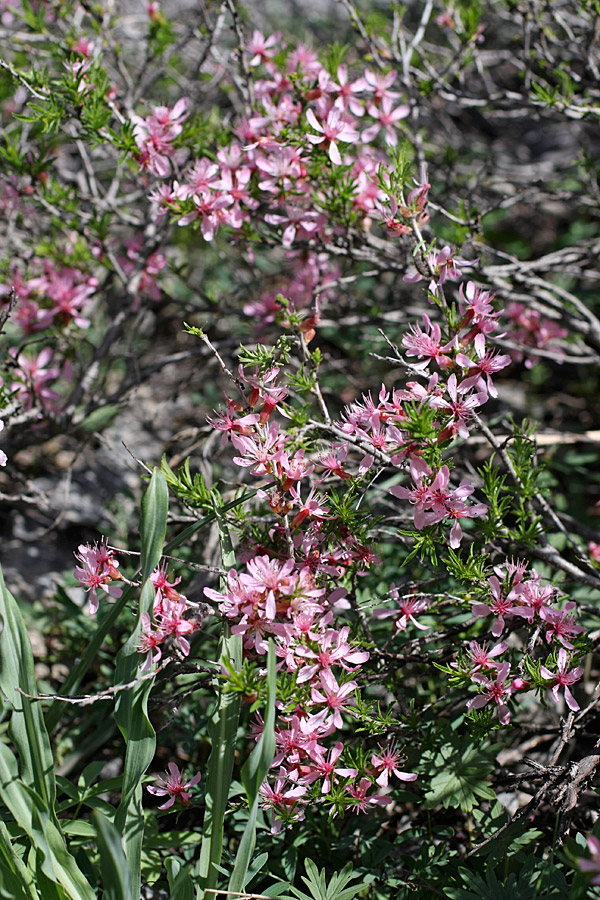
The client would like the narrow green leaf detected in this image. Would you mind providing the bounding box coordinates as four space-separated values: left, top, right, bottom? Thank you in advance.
196 501 241 898
166 856 194 900
140 467 169 580
113 469 168 900
0 818 38 899
0 566 55 807
93 811 132 900
228 640 277 895
0 747 94 900
45 585 134 733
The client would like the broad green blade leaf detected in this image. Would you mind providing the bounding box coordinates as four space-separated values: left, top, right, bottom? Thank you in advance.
228 640 277 894
0 746 94 900
0 818 38 899
0 566 55 807
196 501 241 898
140 467 169 581
166 856 194 900
240 639 277 800
113 469 168 900
93 811 132 900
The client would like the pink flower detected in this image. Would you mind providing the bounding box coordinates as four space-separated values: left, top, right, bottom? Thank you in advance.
540 648 584 711
466 661 512 725
579 836 600 884
401 314 454 369
362 97 410 145
264 204 324 247
310 670 358 728
345 777 388 814
589 541 600 564
472 575 516 638
147 763 201 809
300 742 358 794
362 69 401 103
455 334 511 399
306 107 359 165
131 98 188 177
429 373 486 440
373 588 429 632
331 65 366 117
73 542 122 614
246 30 280 67
371 742 417 787
463 640 508 672
10 346 61 411
138 612 163 672
157 596 196 657
259 770 307 834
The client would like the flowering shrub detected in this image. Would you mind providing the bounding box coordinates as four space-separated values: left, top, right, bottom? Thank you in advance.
0 1 600 899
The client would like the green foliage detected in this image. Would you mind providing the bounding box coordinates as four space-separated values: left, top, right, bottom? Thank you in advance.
289 860 372 900
422 734 499 813
0 568 95 899
161 455 213 509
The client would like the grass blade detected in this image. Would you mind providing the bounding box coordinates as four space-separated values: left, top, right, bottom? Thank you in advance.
228 639 277 895
113 468 168 899
195 498 242 898
94 810 133 900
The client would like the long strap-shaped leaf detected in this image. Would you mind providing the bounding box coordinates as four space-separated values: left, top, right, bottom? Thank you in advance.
93 810 133 900
113 468 168 900
0 567 95 900
228 638 277 894
195 496 242 899
0 567 55 807
0 809 39 899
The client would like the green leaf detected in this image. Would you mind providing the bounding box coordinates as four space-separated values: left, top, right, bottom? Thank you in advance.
0 567 55 807
0 818 38 899
113 469 168 900
93 811 132 900
289 861 370 900
196 500 241 898
0 750 94 900
423 736 499 813
140 467 169 580
228 640 277 893
45 585 134 733
165 856 194 900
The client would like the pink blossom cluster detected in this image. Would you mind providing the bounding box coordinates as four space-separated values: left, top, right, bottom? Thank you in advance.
0 260 98 334
146 762 201 810
462 558 585 721
73 549 201 668
73 542 123 614
138 566 201 670
0 259 98 414
8 346 62 412
331 284 511 547
203 551 418 827
131 43 421 325
206 357 381 571
131 97 189 178
505 301 569 367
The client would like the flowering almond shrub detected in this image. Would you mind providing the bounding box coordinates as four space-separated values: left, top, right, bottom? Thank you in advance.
0 1 599 899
